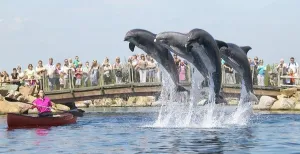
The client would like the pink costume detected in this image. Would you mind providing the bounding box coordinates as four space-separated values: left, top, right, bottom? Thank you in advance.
32 97 52 113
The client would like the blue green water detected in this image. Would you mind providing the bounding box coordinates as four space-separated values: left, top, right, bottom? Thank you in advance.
1 107 300 154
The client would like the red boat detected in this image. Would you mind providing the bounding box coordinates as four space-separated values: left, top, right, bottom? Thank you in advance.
7 113 77 128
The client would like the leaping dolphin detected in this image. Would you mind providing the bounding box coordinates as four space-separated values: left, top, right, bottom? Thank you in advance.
154 31 209 81
218 43 258 103
185 28 228 104
124 29 187 92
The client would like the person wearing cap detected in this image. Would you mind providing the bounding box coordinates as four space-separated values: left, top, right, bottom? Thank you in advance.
75 62 83 88
113 57 123 84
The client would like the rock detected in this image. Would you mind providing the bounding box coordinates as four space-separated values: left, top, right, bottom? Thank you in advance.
135 96 154 106
227 98 239 105
127 97 137 105
280 88 297 97
17 95 25 102
277 94 287 100
0 100 30 114
19 86 31 97
271 98 296 110
14 91 22 98
294 104 300 110
25 95 37 103
291 91 300 103
0 94 3 101
256 96 277 110
53 103 70 112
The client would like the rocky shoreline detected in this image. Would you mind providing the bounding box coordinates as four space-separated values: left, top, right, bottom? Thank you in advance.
1 86 300 115
253 88 300 110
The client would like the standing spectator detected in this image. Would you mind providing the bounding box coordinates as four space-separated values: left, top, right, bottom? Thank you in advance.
90 60 100 86
10 68 21 90
179 61 186 81
17 66 25 86
75 62 83 88
146 58 156 82
45 58 56 91
0 71 9 83
36 60 46 90
59 73 64 90
288 57 299 74
113 57 123 84
62 59 74 89
24 64 35 86
54 63 62 90
135 54 148 83
276 59 288 84
73 56 80 68
223 63 235 84
173 54 181 68
257 59 266 86
131 55 139 82
102 57 112 84
252 56 259 85
276 59 288 75
82 61 90 87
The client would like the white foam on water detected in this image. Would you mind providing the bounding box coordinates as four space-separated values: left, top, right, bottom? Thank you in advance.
149 67 253 129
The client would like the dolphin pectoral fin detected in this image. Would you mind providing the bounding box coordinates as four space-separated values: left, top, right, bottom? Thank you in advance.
249 92 259 104
240 46 252 55
176 85 188 92
215 40 228 48
129 42 135 52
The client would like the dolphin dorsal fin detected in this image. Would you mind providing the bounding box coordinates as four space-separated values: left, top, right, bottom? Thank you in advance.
240 46 252 55
215 40 228 49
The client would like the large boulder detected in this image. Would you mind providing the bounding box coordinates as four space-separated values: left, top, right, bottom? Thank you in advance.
277 94 287 100
255 96 277 110
280 88 297 98
135 96 155 106
291 91 300 104
294 104 300 110
271 98 296 110
0 100 30 114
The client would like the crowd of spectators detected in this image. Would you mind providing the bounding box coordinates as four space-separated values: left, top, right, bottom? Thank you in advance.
0 54 191 91
1 53 298 91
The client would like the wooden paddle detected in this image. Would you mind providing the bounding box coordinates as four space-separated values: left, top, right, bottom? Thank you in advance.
4 97 84 117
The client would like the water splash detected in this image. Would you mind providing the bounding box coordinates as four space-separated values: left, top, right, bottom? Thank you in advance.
151 67 253 128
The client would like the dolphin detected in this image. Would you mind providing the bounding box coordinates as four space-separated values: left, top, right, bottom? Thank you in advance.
218 43 258 103
185 28 228 104
124 29 187 92
154 31 209 81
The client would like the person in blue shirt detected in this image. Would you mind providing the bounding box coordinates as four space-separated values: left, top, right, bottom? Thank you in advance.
257 60 266 86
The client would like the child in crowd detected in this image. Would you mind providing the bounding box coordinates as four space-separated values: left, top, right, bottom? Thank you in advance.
287 69 295 85
29 75 37 87
75 62 83 88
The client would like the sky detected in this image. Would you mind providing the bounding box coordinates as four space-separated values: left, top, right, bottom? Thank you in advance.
1 0 300 73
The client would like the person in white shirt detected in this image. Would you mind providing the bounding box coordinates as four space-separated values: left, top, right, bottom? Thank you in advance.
45 58 56 91
288 57 299 75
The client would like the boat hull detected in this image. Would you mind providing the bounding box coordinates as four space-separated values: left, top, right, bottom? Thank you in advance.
7 113 77 128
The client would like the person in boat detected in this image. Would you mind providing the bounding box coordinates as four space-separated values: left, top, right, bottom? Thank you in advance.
30 90 56 117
